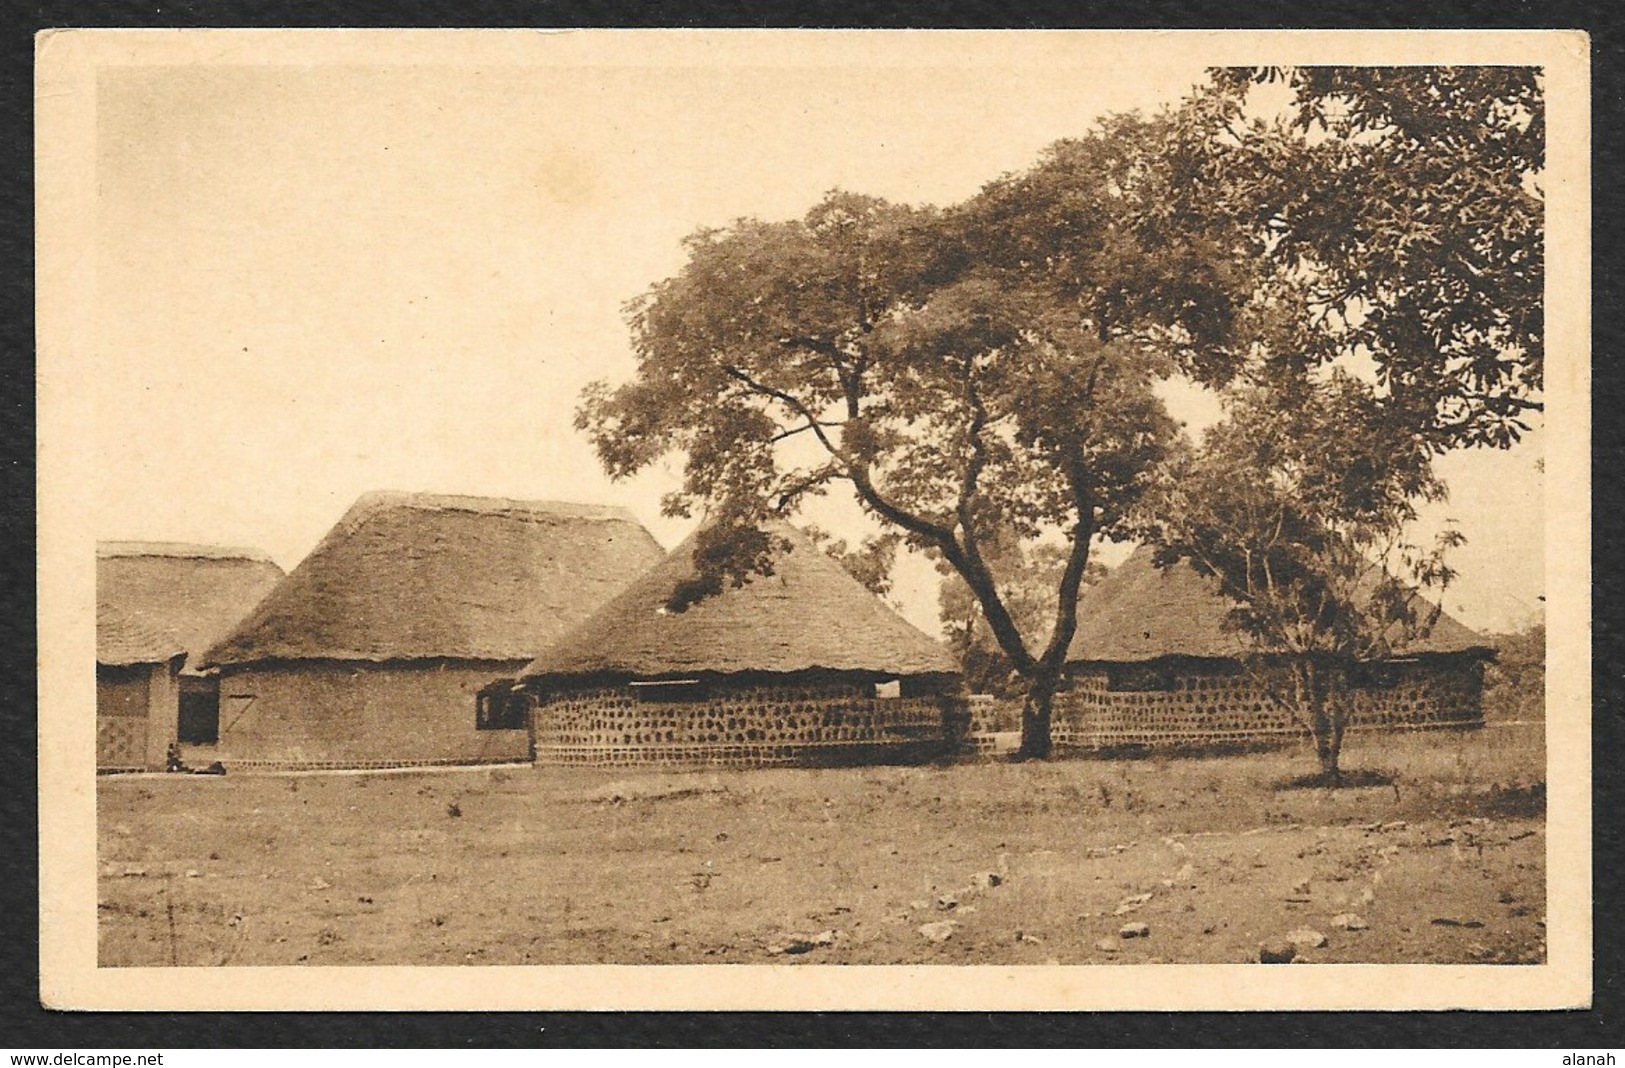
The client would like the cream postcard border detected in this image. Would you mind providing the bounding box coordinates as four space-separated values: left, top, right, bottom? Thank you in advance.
36 28 1591 1012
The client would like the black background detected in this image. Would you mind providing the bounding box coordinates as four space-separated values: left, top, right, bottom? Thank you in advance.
5 0 1619 1048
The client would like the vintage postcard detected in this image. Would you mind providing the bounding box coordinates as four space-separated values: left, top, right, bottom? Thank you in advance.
37 29 1590 1010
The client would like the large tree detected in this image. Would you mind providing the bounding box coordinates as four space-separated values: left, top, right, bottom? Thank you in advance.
577 114 1249 759
575 68 1541 761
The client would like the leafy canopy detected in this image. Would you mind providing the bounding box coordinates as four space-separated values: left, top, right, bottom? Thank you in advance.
1192 66 1544 450
578 111 1251 685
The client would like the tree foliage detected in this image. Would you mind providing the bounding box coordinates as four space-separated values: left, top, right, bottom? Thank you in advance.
1191 66 1544 450
1128 66 1541 777
803 523 903 600
575 67 1540 761
1483 622 1545 723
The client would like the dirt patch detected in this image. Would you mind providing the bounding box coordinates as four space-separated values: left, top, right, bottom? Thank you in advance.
97 727 1545 966
585 776 731 804
1277 768 1397 790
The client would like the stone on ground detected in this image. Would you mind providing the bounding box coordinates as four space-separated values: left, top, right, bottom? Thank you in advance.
1287 927 1328 949
782 931 835 953
1259 939 1297 964
1113 892 1154 915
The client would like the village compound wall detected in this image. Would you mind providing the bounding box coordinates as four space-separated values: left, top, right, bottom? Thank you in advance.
530 679 965 768
1050 656 1486 752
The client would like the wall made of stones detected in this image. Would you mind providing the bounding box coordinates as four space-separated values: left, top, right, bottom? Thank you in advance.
1352 659 1486 729
963 694 1001 753
1053 658 1484 752
532 680 960 768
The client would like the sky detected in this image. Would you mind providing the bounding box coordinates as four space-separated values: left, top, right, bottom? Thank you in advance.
90 38 1546 637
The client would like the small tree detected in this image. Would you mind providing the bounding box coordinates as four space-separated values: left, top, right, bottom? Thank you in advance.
1483 622 1546 723
1140 376 1462 782
1131 65 1538 778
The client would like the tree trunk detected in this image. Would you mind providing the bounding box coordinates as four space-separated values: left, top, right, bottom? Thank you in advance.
1015 670 1058 761
1299 658 1345 783
1314 730 1341 782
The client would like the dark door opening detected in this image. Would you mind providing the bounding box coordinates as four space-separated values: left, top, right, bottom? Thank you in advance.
178 686 219 744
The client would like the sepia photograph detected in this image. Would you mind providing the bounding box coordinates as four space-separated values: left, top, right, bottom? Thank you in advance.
35 29 1590 1011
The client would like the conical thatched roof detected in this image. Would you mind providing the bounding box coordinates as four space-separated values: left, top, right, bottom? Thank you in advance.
201 492 664 667
97 542 285 672
521 522 958 682
1066 546 1494 664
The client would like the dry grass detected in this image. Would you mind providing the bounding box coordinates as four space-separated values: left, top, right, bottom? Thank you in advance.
98 723 1545 967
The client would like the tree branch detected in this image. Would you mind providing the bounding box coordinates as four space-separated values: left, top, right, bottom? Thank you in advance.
773 463 843 512
779 335 854 400
941 371 1041 676
1038 460 1097 674
721 365 848 465
768 420 844 445
955 370 991 522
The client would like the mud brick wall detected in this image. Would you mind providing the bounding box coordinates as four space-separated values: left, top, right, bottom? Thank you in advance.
213 660 531 770
966 694 1000 734
1053 657 1485 751
97 667 150 771
97 662 179 772
532 680 959 768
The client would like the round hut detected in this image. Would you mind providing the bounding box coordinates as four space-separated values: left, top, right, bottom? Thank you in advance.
97 542 286 758
1054 547 1497 753
198 492 664 770
519 523 963 768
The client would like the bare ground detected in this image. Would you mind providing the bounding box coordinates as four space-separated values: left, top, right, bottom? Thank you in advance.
97 724 1545 966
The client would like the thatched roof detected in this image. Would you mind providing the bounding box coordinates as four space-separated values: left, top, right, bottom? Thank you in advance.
521 522 959 682
201 492 665 667
1066 546 1494 665
97 542 285 672
97 601 186 667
